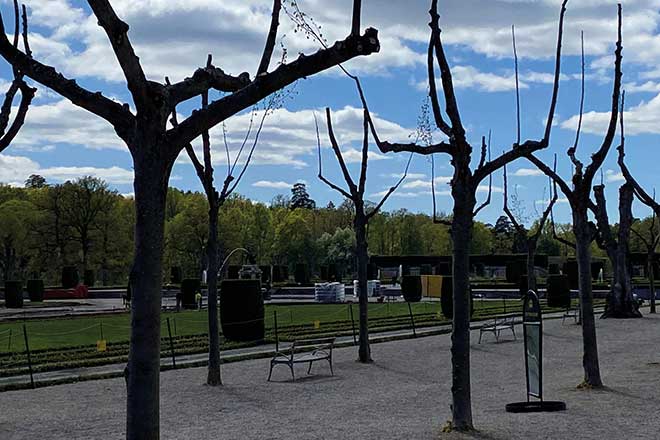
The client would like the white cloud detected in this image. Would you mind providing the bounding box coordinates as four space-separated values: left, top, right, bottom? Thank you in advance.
252 180 297 189
0 154 136 185
605 169 625 183
513 168 544 177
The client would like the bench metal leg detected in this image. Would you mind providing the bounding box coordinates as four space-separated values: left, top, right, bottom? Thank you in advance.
307 361 313 374
290 363 295 382
511 326 517 340
328 358 333 376
478 330 483 344
267 362 274 381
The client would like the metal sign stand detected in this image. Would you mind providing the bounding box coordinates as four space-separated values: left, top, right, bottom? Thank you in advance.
505 290 566 413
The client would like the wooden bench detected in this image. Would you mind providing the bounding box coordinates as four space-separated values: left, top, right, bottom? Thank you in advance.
478 315 517 343
267 337 335 381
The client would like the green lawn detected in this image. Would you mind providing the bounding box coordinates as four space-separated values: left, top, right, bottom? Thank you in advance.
0 298 598 377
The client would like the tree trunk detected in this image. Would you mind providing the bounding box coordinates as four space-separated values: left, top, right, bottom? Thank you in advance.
601 184 640 318
649 251 656 314
126 148 172 440
573 212 603 387
206 197 222 385
449 184 475 431
354 212 371 363
526 244 536 293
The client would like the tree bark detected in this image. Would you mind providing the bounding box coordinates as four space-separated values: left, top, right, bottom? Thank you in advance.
449 180 475 430
354 211 371 363
126 145 172 440
206 197 222 385
573 212 603 387
649 251 656 314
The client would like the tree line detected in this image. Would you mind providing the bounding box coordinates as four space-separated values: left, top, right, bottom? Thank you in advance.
2 177 657 285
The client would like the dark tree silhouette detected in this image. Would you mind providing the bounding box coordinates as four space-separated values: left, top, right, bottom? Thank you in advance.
525 6 623 387
316 104 409 363
618 100 660 315
0 1 34 156
173 55 273 385
0 1 380 437
502 162 557 292
290 182 316 209
354 0 567 430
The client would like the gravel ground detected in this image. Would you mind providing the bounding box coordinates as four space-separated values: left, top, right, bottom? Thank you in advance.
1 313 659 440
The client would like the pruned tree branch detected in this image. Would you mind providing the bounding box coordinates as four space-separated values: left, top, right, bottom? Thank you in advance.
367 151 412 220
167 64 250 106
316 112 351 200
503 162 526 236
426 13 452 137
326 107 357 193
257 0 282 76
567 31 585 172
87 0 151 113
551 208 576 249
584 4 623 183
169 28 380 148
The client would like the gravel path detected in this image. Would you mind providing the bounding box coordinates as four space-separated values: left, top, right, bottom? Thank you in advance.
1 313 659 440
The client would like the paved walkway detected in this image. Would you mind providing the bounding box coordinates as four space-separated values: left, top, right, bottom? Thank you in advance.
1 313 658 439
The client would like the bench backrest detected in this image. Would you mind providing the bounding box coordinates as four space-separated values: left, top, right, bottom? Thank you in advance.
292 337 335 351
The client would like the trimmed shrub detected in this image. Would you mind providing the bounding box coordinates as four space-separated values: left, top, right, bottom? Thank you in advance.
505 261 525 284
84 269 95 287
547 274 571 309
519 275 529 298
562 261 579 290
220 279 264 342
4 281 23 308
294 264 309 285
320 265 329 281
272 265 288 283
170 267 183 284
61 266 79 288
27 279 45 302
180 278 201 309
259 266 271 285
440 276 474 319
401 275 422 303
367 262 378 280
227 265 241 280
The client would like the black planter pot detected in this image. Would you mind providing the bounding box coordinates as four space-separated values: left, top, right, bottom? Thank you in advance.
4 281 23 308
547 274 571 309
27 279 44 302
62 266 79 289
220 279 264 342
440 276 474 319
401 275 422 303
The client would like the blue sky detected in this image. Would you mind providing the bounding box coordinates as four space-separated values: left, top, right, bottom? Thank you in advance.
1 0 660 225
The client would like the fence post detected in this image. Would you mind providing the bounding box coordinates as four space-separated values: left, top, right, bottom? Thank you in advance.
23 325 34 389
166 318 176 368
407 302 417 338
273 311 279 353
348 303 357 345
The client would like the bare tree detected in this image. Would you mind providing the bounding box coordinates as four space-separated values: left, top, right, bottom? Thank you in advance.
592 181 640 318
317 104 409 363
0 1 379 437
502 163 557 292
354 0 567 430
525 6 623 388
618 101 660 315
0 1 34 156
631 209 659 314
171 54 274 386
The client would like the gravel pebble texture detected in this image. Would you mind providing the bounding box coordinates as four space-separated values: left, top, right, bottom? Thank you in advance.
1 314 659 439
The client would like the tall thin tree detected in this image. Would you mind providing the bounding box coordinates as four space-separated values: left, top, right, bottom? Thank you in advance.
0 2 379 438
316 105 410 363
525 5 623 387
354 0 567 430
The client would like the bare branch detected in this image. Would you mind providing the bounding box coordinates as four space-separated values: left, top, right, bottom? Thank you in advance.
525 153 573 202
567 31 585 171
351 0 362 37
326 107 357 193
551 208 576 249
0 78 34 153
225 106 269 196
315 112 352 200
358 108 369 196
541 0 568 146
426 14 452 137
169 28 380 147
503 162 527 236
512 24 521 146
167 64 250 106
631 226 650 248
87 0 151 113
0 14 132 131
20 4 30 58
477 134 487 170
429 0 465 141
257 0 282 76
584 4 623 183
367 152 412 220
